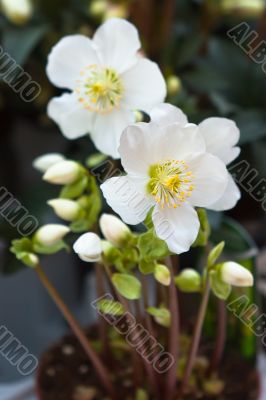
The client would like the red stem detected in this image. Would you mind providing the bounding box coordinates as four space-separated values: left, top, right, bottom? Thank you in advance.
35 264 117 399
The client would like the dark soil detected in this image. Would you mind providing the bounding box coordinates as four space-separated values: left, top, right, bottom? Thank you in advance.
36 329 260 400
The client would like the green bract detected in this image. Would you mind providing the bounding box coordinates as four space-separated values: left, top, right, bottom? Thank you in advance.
112 273 141 300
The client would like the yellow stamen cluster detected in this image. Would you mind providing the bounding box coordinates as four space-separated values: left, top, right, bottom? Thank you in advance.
75 65 123 114
147 160 194 209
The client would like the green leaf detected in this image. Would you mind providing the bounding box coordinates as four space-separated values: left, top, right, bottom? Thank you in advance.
207 241 225 268
137 229 170 262
86 153 108 168
2 25 48 66
112 273 141 300
96 299 125 316
193 209 211 247
209 270 231 300
16 252 39 268
60 176 89 199
147 306 171 327
139 259 156 275
33 240 68 255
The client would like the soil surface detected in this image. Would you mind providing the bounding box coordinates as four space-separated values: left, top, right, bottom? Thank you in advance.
36 329 260 400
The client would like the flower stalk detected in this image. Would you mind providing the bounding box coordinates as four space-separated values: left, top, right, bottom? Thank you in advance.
35 264 117 399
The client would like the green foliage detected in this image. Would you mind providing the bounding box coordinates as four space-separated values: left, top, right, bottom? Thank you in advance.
193 209 210 247
207 241 225 268
147 306 171 327
175 269 201 293
137 229 170 262
86 153 108 168
209 270 231 300
32 240 68 255
96 299 125 316
10 238 38 268
112 273 141 300
138 259 156 275
60 176 89 199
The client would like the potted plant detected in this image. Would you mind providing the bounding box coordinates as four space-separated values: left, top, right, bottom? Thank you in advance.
10 17 259 400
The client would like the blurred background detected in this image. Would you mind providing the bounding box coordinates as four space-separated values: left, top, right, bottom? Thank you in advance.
0 0 266 390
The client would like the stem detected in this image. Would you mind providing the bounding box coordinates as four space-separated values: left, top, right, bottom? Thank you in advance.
35 264 117 400
95 263 110 358
165 257 180 400
179 277 211 397
207 299 227 376
141 274 156 340
104 263 160 398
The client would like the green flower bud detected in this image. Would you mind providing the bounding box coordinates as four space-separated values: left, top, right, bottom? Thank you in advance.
175 269 201 293
154 264 171 286
167 75 182 96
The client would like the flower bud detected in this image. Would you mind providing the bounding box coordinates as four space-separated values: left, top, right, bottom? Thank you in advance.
35 224 70 246
99 214 131 247
1 0 33 25
154 264 171 286
175 269 201 293
47 199 82 221
167 75 182 96
33 153 65 173
43 160 81 185
73 232 102 262
219 262 254 287
89 0 108 18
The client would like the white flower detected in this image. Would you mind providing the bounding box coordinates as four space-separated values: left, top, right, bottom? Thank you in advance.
101 105 228 254
149 103 241 211
1 0 32 25
73 232 102 262
220 262 254 287
43 160 81 185
99 213 131 246
33 153 65 172
46 18 166 158
35 224 70 246
47 199 81 221
199 117 241 211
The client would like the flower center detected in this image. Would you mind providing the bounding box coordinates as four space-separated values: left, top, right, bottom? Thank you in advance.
147 160 194 208
75 65 123 114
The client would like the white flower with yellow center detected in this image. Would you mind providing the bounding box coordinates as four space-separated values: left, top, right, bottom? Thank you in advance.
101 105 228 254
148 103 241 211
46 18 166 158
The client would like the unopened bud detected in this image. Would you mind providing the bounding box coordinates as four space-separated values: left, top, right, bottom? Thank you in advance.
73 232 102 262
47 199 82 221
175 269 201 293
167 75 182 96
43 160 81 185
1 0 33 25
35 224 70 246
154 264 171 286
99 213 131 247
33 153 65 173
89 0 108 18
219 262 254 287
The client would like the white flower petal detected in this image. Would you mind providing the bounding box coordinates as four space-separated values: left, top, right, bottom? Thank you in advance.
93 18 140 73
186 153 228 207
150 103 188 127
121 58 166 113
152 204 200 254
101 176 151 225
47 93 93 139
46 35 99 89
119 122 205 176
208 174 241 211
119 122 161 175
199 117 240 165
90 107 134 158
